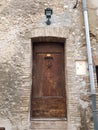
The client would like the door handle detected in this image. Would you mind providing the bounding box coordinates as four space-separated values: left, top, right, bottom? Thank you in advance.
44 53 53 60
44 56 53 60
44 56 53 69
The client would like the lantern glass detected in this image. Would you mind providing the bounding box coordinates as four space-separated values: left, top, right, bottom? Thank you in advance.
45 8 52 18
46 11 51 18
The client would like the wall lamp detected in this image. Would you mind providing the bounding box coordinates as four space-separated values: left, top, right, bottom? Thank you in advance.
45 8 53 25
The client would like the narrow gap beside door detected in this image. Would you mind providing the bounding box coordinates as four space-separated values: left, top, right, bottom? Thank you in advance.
31 42 67 118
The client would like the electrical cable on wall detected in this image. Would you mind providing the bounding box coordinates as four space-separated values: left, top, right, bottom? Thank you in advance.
73 0 78 9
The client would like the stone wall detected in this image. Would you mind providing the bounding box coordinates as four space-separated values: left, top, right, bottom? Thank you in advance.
87 0 98 39
0 0 98 130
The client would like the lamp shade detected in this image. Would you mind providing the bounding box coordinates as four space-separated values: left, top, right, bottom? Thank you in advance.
45 8 53 18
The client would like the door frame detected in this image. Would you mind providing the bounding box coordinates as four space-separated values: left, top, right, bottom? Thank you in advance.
30 37 67 120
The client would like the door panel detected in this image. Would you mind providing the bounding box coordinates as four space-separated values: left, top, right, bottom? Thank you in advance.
32 98 66 117
31 42 66 118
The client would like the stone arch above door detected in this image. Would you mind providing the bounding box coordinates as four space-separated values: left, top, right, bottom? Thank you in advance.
30 27 69 41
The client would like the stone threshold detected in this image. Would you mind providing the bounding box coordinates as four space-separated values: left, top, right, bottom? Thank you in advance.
31 118 67 121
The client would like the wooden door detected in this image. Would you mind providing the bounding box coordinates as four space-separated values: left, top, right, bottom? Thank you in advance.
0 128 5 130
31 42 66 118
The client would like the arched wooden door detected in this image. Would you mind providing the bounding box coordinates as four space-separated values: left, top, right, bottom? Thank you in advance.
31 42 66 118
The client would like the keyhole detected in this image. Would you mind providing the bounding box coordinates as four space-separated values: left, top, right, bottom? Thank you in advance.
47 60 52 68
